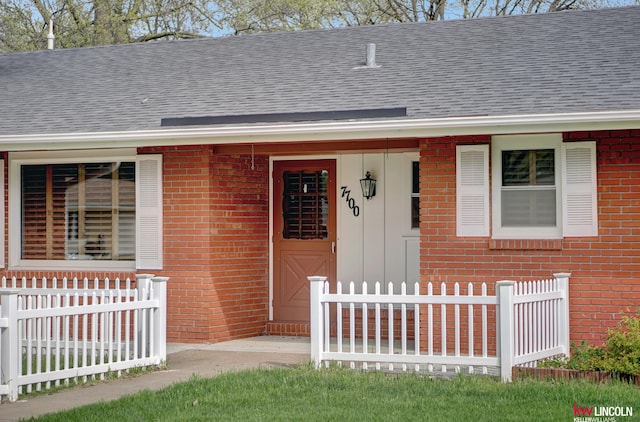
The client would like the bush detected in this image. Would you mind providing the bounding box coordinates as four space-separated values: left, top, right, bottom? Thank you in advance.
600 312 640 377
566 341 606 371
539 310 640 378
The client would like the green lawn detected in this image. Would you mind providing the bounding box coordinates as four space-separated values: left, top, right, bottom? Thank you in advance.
30 365 640 421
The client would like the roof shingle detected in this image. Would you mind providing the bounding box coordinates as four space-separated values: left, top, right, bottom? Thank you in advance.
1 7 639 136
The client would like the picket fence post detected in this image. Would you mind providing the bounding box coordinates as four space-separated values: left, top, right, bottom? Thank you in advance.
553 273 571 357
135 274 154 359
136 274 154 297
151 276 169 363
308 276 327 368
0 290 19 401
496 281 515 382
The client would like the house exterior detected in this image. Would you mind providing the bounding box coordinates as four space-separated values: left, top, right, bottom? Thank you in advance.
0 7 639 345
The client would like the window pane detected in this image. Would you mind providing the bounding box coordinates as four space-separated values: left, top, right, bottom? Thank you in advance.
412 161 419 194
502 149 554 186
21 166 47 259
411 197 420 229
21 162 135 261
282 170 328 239
502 150 530 185
534 150 555 184
411 161 420 229
501 189 556 227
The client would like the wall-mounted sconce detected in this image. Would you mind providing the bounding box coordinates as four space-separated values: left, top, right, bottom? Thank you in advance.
360 171 377 200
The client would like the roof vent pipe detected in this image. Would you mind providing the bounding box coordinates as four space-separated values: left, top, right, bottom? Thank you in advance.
47 19 55 50
366 43 376 67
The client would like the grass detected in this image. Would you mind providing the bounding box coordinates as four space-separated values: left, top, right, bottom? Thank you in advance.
29 364 640 421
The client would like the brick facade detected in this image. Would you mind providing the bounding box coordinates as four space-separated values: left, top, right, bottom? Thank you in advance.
147 145 270 343
419 130 640 345
2 129 638 346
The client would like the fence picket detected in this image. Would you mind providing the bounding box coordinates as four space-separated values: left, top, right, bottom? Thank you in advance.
323 281 330 359
413 281 420 367
349 282 355 359
337 281 343 354
362 282 368 358
481 283 488 361
468 283 474 361
374 282 381 371
387 282 394 372
454 283 460 360
73 293 79 384
441 282 447 368
63 293 71 386
428 282 433 361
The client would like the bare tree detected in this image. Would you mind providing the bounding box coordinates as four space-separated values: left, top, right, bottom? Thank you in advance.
1 0 637 51
0 0 218 51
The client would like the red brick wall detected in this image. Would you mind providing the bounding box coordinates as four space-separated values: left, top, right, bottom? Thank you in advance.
142 146 270 343
419 130 640 346
206 150 270 342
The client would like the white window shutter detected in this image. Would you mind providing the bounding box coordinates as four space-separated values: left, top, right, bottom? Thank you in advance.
562 142 597 237
136 154 163 269
0 159 4 268
456 145 489 237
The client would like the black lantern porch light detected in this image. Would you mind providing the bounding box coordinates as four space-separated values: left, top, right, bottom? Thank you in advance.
360 171 377 200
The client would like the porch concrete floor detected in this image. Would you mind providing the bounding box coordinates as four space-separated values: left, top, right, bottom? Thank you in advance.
167 335 311 354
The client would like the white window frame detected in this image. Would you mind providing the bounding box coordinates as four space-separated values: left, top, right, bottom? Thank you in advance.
491 134 563 240
9 149 146 271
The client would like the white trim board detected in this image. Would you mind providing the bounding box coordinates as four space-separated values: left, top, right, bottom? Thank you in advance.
0 110 639 151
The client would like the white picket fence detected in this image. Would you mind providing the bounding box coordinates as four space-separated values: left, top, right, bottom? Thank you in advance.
309 273 570 381
0 274 168 402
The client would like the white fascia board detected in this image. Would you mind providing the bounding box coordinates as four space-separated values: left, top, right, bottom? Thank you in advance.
1 110 639 151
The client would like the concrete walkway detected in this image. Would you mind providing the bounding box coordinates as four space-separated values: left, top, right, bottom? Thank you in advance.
0 336 310 421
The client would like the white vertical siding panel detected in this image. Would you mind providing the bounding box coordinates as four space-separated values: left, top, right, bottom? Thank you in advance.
362 154 385 286
338 155 364 286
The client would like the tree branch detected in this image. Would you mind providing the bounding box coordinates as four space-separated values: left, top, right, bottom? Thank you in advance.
134 30 203 42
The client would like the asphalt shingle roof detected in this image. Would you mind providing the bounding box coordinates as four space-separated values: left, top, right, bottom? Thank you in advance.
1 7 639 136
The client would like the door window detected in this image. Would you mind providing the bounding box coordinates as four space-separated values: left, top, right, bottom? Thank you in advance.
281 170 328 239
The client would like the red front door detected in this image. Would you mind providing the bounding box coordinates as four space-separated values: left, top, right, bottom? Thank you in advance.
273 160 336 322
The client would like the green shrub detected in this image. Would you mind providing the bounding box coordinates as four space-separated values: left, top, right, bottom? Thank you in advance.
538 341 605 370
566 341 606 371
537 354 569 368
538 310 640 378
600 312 640 377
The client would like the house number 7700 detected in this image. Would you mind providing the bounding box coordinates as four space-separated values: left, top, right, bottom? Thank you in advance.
340 186 360 217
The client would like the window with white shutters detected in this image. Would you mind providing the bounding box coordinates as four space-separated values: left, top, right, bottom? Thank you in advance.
455 135 597 240
9 150 163 271
490 135 562 239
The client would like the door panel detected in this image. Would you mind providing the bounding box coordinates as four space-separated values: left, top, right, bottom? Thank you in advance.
273 160 336 322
